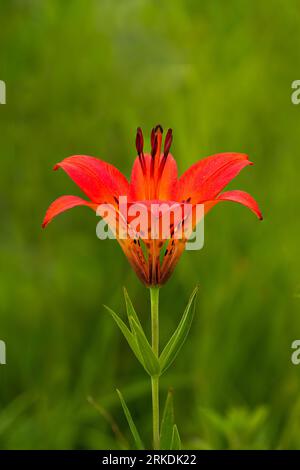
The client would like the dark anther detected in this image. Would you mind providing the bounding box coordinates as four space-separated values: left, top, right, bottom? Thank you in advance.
151 128 155 149
163 128 172 158
136 127 146 173
151 134 158 158
113 196 119 205
154 124 163 134
135 127 144 155
157 128 173 180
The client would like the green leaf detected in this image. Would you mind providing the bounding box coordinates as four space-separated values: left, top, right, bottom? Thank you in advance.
116 389 144 450
129 317 161 376
103 305 144 366
123 287 142 330
123 288 153 357
160 389 174 450
159 286 199 374
170 424 181 450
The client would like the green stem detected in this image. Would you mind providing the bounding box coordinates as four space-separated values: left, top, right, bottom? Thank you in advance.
150 287 160 450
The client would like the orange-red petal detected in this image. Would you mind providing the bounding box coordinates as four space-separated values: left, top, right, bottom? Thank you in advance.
42 195 97 228
212 190 263 219
54 155 129 204
178 152 252 203
158 153 178 200
129 153 177 201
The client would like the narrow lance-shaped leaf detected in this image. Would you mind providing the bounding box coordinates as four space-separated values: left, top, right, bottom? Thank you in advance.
160 389 174 450
123 287 149 350
129 317 161 377
116 389 144 450
123 287 143 330
103 305 144 367
170 424 181 450
159 285 199 374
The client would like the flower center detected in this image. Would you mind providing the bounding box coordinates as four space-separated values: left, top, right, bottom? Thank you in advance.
135 125 173 200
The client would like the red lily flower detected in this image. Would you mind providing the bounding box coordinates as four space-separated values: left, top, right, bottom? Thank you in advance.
42 125 262 286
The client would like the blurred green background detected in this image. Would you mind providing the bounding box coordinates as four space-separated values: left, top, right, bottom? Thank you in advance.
0 0 299 450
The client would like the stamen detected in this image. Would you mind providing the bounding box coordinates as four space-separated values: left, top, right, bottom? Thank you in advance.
151 125 163 157
135 127 144 154
158 128 173 181
150 128 155 151
151 125 163 180
151 134 158 159
163 128 172 158
150 125 164 198
135 127 146 174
